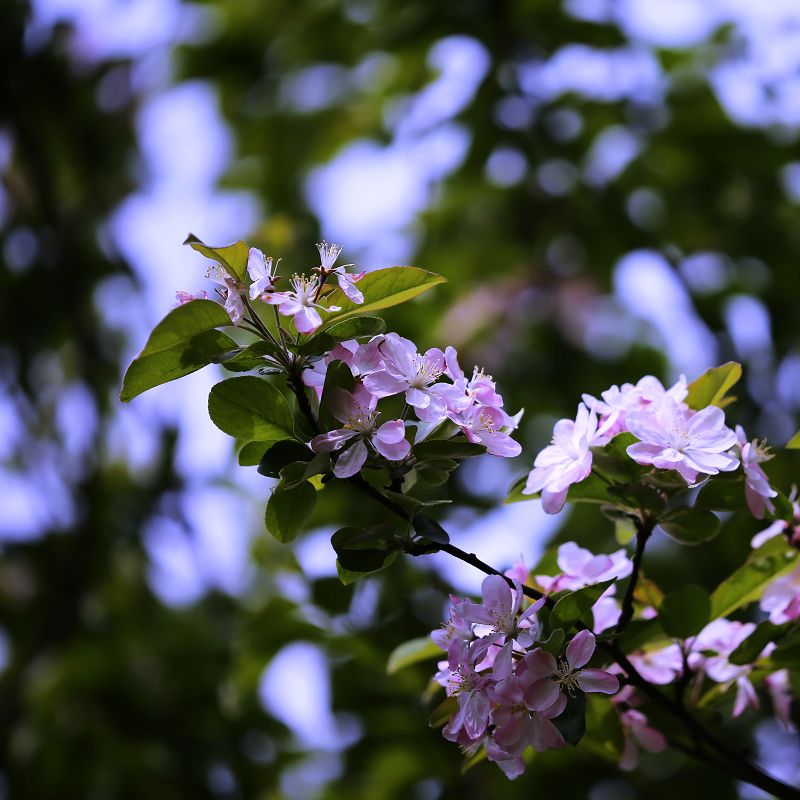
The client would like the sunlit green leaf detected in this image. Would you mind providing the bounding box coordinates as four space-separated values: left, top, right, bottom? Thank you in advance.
317 266 446 331
208 376 294 440
729 621 790 665
120 300 237 401
184 233 249 282
787 430 800 449
387 637 442 674
710 535 799 619
685 362 742 410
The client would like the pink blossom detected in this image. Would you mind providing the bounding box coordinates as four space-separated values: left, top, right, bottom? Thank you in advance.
316 240 366 304
262 274 340 334
175 289 208 306
362 333 449 421
536 541 632 593
451 404 522 458
460 575 545 679
522 630 619 710
523 403 613 514
735 426 777 519
247 247 276 300
760 565 800 624
751 488 799 548
301 340 359 400
431 596 474 650
618 708 667 771
583 374 687 436
443 346 504 409
440 640 494 740
766 670 796 732
626 644 684 685
626 398 739 484
205 263 246 325
309 385 410 477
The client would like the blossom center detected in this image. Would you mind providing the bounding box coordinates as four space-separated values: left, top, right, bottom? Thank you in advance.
411 355 443 388
553 658 581 695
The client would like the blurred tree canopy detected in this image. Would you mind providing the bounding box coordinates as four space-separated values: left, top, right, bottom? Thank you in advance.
1 0 799 797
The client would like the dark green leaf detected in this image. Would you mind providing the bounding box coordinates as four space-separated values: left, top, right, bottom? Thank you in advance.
658 584 711 638
771 630 800 668
184 233 249 282
414 440 487 461
580 694 624 761
120 300 237 401
318 361 355 433
710 535 799 619
659 508 721 545
336 552 398 585
412 513 450 545
685 362 742 410
387 637 443 674
539 628 565 655
218 341 280 372
317 266 446 331
208 376 294 441
552 691 586 746
551 579 616 629
331 524 397 573
694 476 748 513
257 440 313 477
265 479 317 543
729 621 790 665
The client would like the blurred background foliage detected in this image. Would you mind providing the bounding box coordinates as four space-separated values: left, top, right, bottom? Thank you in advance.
1 0 800 797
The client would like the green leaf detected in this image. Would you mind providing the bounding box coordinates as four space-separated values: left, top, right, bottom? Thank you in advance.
331 524 398 573
580 694 624 762
414 439 487 462
120 300 237 401
387 637 443 674
238 440 273 466
539 628 565 656
297 316 387 356
685 362 742 410
317 266 446 331
787 430 800 449
218 341 280 372
771 630 800 668
551 579 616 629
277 454 330 488
659 508 721 545
318 361 355 433
412 513 450 545
184 233 249 282
694 476 748 513
208 376 294 441
257 440 313 477
265 479 317 543
552 691 586 746
336 552 398 585
729 621 790 666
429 696 458 728
658 584 711 638
710 536 799 619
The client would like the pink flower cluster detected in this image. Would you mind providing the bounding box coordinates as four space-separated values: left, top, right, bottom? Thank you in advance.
535 542 633 633
524 374 777 517
176 241 364 334
307 333 522 476
626 618 793 729
431 576 618 778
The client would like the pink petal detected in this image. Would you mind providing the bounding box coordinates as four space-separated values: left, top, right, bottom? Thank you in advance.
523 678 561 711
566 630 596 669
576 668 619 694
333 440 368 478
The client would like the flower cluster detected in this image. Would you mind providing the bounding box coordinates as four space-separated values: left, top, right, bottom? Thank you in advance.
625 617 792 728
524 374 777 516
535 542 633 633
308 332 521 476
431 576 618 778
176 241 365 335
